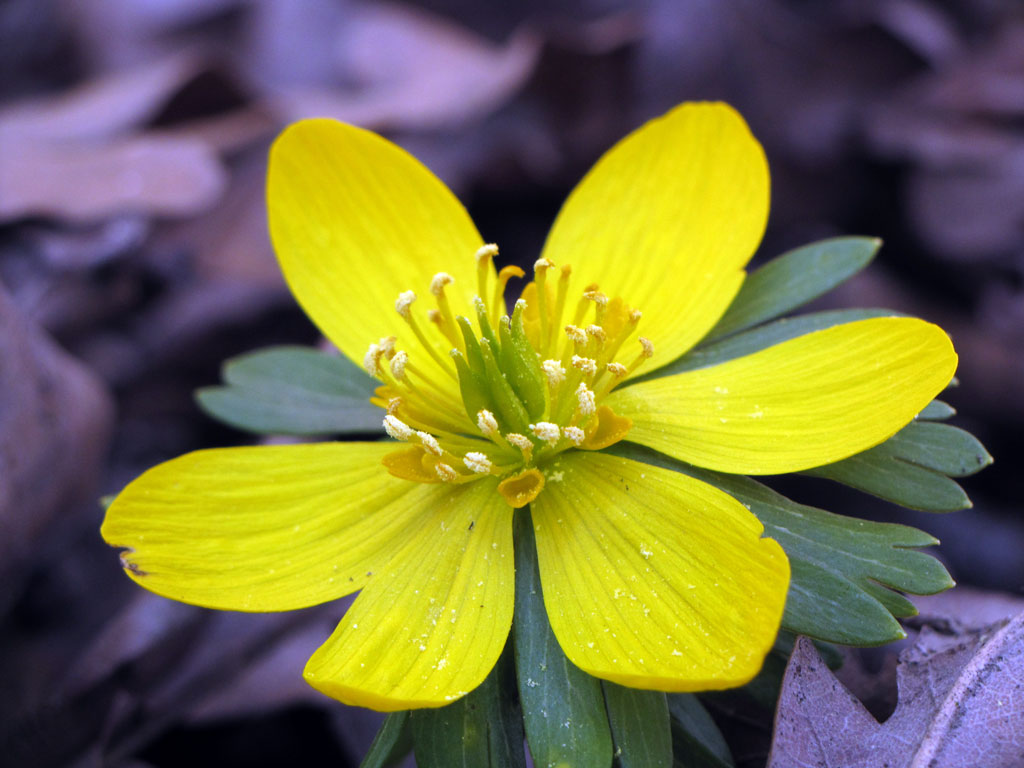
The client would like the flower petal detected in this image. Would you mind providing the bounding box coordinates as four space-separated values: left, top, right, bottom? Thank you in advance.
268 119 485 378
532 451 788 690
608 317 957 474
101 442 441 611
540 102 769 371
304 478 514 711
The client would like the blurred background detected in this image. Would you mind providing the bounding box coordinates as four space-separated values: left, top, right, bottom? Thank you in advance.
1 1 1021 766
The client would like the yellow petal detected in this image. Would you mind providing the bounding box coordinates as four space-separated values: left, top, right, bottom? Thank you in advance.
609 317 957 474
101 442 441 611
532 452 788 690
268 119 486 380
304 478 514 711
540 102 768 372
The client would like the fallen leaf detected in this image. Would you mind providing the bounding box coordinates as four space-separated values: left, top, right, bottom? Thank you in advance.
768 616 1024 767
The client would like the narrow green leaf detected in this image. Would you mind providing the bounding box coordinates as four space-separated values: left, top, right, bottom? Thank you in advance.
361 711 412 768
705 236 880 342
603 683 672 768
917 399 955 421
666 694 734 768
196 345 381 435
410 644 525 768
514 509 613 768
634 309 896 382
804 421 991 512
608 443 954 646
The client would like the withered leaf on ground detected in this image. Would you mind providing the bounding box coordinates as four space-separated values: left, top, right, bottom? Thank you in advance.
768 614 1024 768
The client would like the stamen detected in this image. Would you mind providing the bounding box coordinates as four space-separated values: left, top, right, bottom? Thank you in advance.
563 425 585 445
378 336 397 358
387 397 402 415
493 265 525 324
477 409 499 436
430 272 454 296
390 351 409 380
417 431 443 456
395 291 417 318
585 325 607 348
363 343 383 376
607 362 628 378
383 415 414 441
542 359 566 387
572 355 597 377
506 432 534 463
584 290 609 324
476 243 498 304
576 382 596 416
533 258 553 356
463 452 492 474
550 264 572 351
530 421 561 447
639 337 654 357
565 325 588 346
435 462 458 482
572 283 600 326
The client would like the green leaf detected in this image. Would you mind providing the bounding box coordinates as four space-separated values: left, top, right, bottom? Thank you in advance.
635 308 896 382
608 443 954 646
514 509 613 768
603 683 672 768
705 236 881 342
361 711 412 768
196 345 382 436
917 399 955 421
666 694 734 768
410 644 525 768
804 421 992 512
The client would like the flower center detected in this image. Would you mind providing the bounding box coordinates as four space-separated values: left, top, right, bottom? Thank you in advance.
367 245 653 507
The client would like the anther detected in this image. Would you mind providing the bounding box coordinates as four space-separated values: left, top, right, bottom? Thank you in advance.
395 290 416 318
506 432 534 462
463 452 492 474
436 463 458 482
542 359 566 387
477 409 499 436
387 398 403 415
389 351 409 380
534 258 554 272
530 422 562 447
378 336 397 358
572 355 597 377
475 243 499 264
586 325 607 346
427 309 442 323
384 415 414 441
639 337 654 358
417 432 443 456
563 426 585 446
363 343 383 376
607 362 628 378
565 325 588 345
430 272 454 296
576 383 596 416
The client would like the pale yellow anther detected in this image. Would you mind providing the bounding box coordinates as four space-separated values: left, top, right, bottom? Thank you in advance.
584 289 608 308
435 462 458 482
378 336 397 358
417 431 443 456
395 290 417 318
463 452 492 474
607 362 628 378
586 325 607 345
426 308 442 323
389 351 409 380
505 432 534 462
639 337 654 358
477 409 499 436
576 382 596 416
565 325 588 345
430 272 454 296
387 397 403 415
629 309 643 324
530 421 562 447
383 415 414 441
542 359 566 387
363 343 383 376
534 257 554 272
475 243 499 263
563 425 585 446
572 355 598 377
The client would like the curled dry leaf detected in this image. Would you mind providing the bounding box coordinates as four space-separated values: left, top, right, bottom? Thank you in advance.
769 614 1024 768
0 285 114 606
271 1 540 130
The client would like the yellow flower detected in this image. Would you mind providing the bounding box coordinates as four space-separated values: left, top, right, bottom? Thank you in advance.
101 103 957 712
